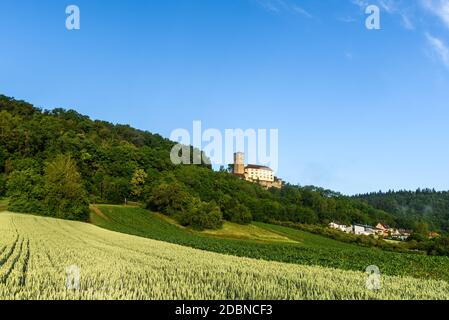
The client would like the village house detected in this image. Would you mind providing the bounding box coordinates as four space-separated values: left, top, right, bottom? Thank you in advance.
395 229 412 241
353 224 376 236
329 222 348 232
352 224 367 235
329 221 412 241
375 223 389 237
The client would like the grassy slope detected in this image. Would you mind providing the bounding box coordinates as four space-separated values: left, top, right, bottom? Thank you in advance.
91 205 449 282
200 222 295 243
3 211 449 300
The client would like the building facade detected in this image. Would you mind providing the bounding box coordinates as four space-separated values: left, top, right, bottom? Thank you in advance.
232 152 282 189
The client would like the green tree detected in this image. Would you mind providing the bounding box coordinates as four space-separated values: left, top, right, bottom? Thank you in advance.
414 222 429 236
296 207 319 224
178 200 223 230
0 174 6 196
146 182 192 216
7 169 45 214
103 176 131 204
43 155 89 221
130 168 148 199
0 147 6 173
222 198 252 224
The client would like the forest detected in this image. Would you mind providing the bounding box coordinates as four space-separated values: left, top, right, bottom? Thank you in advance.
0 94 447 237
355 190 449 233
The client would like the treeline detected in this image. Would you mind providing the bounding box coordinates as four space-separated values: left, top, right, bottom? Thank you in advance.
1 94 397 230
355 189 449 233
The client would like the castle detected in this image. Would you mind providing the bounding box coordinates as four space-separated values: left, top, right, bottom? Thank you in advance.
232 152 283 189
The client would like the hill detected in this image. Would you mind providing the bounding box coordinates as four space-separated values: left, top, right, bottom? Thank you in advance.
355 189 449 232
1 211 448 300
0 94 398 229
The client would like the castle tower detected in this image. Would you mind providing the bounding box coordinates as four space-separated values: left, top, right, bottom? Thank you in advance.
233 152 245 175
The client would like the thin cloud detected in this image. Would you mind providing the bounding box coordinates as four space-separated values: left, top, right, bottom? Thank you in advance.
254 0 313 18
426 33 449 67
337 16 357 23
422 0 449 29
292 5 313 18
344 52 354 60
351 0 370 9
379 0 396 13
400 13 415 30
255 0 282 13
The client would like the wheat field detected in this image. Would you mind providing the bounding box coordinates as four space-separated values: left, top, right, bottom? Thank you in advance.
0 212 448 300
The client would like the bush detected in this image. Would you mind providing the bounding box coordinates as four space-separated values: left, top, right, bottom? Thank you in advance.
9 158 41 172
178 200 223 231
8 197 44 214
147 183 223 230
6 169 45 214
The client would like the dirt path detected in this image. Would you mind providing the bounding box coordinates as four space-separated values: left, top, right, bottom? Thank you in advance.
90 205 110 221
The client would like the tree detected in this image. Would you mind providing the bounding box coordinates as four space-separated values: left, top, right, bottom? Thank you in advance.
146 182 192 216
43 155 89 221
7 169 45 214
0 147 6 173
222 198 252 224
414 222 429 236
103 176 130 204
296 207 319 224
130 168 148 199
178 200 223 230
0 174 6 196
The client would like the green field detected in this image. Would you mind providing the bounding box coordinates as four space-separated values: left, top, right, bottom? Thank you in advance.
90 205 449 283
1 211 449 300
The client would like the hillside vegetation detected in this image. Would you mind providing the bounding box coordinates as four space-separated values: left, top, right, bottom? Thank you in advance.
0 94 403 230
1 212 449 300
355 189 449 232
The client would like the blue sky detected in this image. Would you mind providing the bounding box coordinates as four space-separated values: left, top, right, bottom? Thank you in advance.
1 0 449 195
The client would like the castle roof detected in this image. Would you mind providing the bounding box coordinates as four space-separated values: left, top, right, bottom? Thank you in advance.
245 164 273 171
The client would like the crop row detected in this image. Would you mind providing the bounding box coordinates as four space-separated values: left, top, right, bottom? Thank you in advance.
1 212 449 300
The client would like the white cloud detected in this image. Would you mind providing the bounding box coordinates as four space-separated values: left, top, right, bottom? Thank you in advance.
422 0 449 28
426 33 449 67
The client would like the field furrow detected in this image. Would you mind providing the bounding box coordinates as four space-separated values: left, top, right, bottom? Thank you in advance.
0 237 26 285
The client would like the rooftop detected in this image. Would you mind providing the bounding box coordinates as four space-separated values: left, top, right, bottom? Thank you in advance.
245 164 273 171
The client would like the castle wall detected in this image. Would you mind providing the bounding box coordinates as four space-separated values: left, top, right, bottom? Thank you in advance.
233 152 245 175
